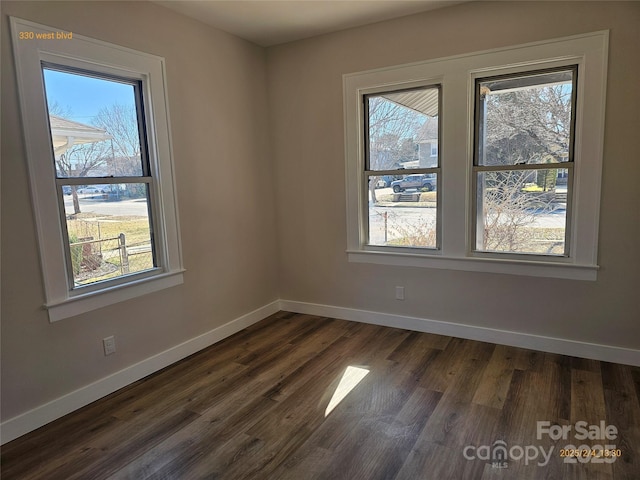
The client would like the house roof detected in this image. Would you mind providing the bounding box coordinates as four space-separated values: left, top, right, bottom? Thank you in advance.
49 115 112 154
381 88 439 117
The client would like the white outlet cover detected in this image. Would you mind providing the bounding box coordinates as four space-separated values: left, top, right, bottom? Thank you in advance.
103 336 116 356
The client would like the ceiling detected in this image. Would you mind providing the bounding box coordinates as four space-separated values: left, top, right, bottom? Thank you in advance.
153 0 464 47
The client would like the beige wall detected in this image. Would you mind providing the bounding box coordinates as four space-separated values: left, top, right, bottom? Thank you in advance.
1 1 279 421
267 2 639 347
1 0 639 428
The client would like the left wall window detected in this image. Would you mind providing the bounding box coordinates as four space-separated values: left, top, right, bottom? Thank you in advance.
43 66 158 288
11 18 184 321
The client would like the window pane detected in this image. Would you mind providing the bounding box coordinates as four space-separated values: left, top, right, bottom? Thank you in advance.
477 69 574 166
62 183 155 286
368 174 438 249
475 170 568 255
43 67 145 177
367 86 439 170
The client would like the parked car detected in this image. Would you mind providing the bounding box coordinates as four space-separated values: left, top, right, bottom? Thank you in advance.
77 185 111 194
391 174 436 192
375 175 403 189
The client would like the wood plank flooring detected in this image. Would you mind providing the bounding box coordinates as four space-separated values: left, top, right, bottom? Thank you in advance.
2 311 639 479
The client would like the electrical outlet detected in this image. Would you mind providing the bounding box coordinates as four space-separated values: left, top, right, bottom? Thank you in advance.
103 336 116 356
395 286 405 300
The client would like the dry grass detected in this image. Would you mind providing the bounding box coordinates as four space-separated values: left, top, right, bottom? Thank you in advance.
67 214 151 246
66 214 154 285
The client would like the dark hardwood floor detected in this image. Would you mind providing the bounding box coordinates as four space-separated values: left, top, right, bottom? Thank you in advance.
2 311 639 479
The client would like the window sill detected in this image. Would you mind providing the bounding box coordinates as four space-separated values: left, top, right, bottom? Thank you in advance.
347 250 597 281
44 269 185 322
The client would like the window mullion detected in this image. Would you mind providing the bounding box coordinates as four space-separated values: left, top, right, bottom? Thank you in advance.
364 168 440 176
55 176 152 185
473 163 573 173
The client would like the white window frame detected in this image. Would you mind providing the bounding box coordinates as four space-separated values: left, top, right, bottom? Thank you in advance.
471 65 578 258
11 17 184 321
343 31 608 281
364 84 442 250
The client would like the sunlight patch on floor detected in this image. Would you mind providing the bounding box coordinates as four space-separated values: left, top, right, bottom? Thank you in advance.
325 366 369 417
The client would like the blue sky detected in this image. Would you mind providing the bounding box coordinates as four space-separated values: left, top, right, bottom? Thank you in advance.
43 68 136 124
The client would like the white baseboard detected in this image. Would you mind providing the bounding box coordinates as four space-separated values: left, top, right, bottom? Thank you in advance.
279 300 640 367
0 300 280 445
4 298 638 445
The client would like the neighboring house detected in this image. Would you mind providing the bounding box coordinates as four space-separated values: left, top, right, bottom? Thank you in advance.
414 108 439 169
49 114 112 157
417 138 438 168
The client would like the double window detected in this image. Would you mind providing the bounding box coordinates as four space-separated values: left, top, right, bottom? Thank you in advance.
11 18 184 321
344 32 608 280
